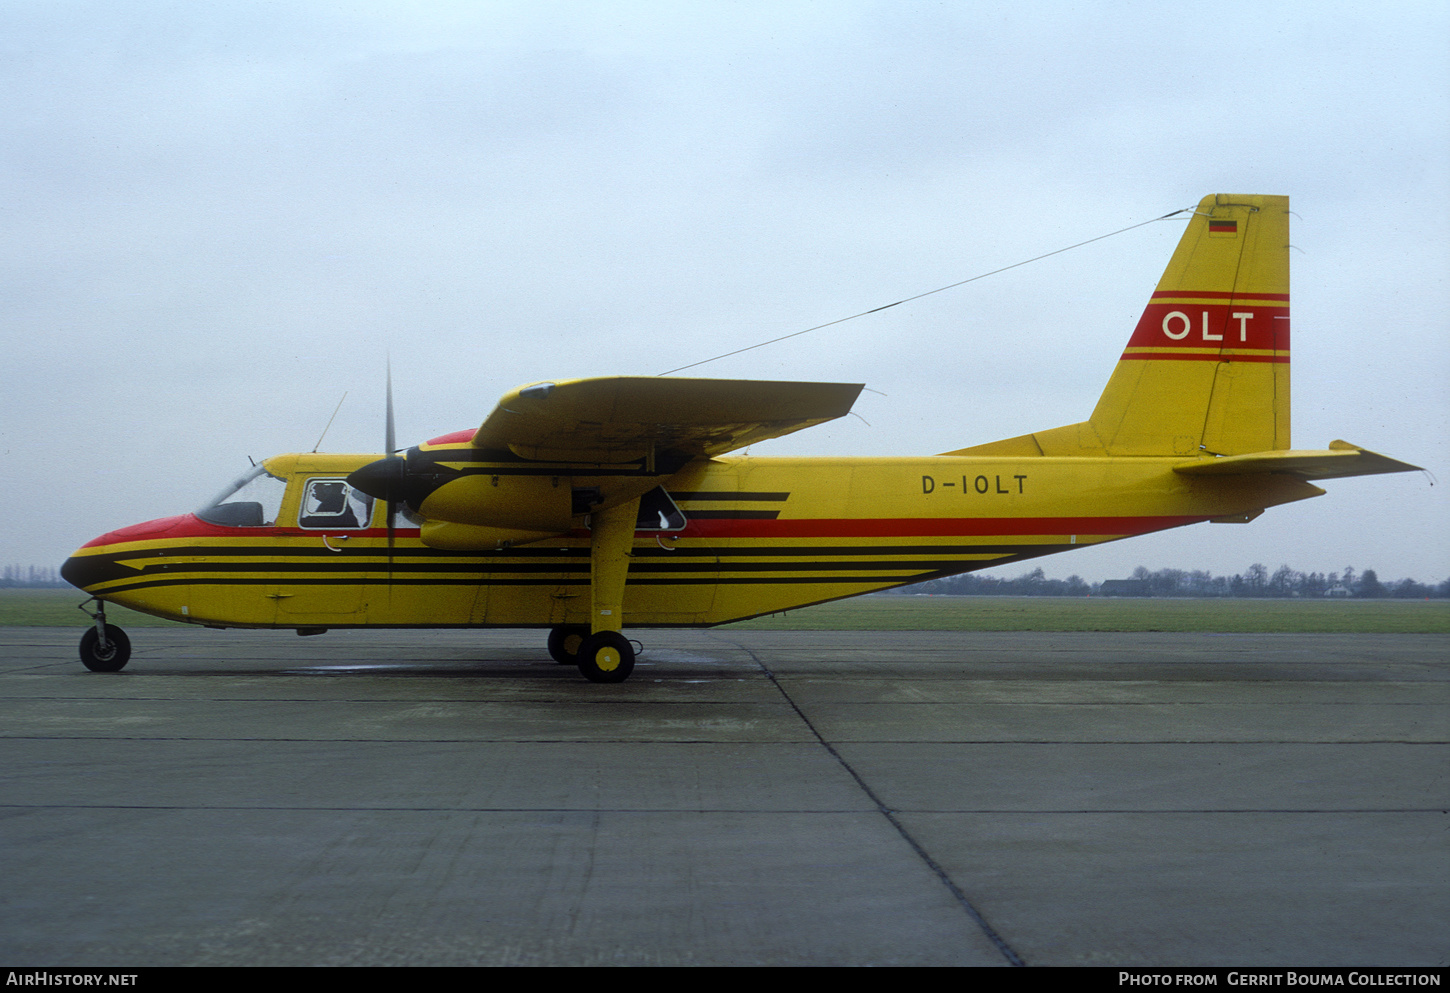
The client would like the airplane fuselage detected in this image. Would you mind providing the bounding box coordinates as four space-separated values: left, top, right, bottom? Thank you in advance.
62 450 1322 632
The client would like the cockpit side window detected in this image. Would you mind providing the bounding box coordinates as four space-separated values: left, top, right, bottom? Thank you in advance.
197 465 288 527
298 478 375 530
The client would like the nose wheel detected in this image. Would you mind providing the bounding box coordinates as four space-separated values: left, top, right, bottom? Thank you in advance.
77 600 130 672
80 625 130 671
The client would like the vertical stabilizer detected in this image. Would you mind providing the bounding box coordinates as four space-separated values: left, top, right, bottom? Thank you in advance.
1088 193 1291 456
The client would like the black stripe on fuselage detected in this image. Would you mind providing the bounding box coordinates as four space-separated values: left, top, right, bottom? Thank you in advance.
71 541 1072 585
80 543 1074 597
683 511 780 520
92 573 957 595
89 557 1006 582
79 540 1057 561
672 492 790 502
74 544 1066 578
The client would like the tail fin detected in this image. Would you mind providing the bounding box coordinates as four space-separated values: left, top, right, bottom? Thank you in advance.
949 193 1291 458
1092 193 1290 455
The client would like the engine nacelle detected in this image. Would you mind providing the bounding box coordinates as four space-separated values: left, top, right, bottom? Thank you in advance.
418 474 574 532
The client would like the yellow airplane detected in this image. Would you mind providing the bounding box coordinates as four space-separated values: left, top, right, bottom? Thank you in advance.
61 194 1420 682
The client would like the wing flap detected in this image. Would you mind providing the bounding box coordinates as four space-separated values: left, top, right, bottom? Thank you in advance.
472 377 863 462
1173 440 1421 480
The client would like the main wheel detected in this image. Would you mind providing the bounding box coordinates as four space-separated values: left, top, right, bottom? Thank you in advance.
547 625 589 664
79 624 131 672
576 631 635 684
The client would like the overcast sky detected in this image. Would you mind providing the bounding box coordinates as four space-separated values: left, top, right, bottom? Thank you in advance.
3 1 1446 584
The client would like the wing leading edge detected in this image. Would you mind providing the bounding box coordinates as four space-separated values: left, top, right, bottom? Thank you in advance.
470 376 864 462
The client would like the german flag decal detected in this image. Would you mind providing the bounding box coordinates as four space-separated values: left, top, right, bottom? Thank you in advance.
1208 218 1238 236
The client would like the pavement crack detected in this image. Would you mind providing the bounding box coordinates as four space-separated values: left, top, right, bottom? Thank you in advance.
717 634 1026 967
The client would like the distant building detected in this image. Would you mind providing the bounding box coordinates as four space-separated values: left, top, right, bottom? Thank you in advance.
1323 584 1352 598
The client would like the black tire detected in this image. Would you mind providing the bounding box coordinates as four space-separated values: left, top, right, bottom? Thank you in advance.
576 631 634 684
547 625 589 664
79 625 131 672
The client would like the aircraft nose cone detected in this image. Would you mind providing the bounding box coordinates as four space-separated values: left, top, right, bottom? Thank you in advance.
60 549 125 591
59 554 90 590
60 516 190 592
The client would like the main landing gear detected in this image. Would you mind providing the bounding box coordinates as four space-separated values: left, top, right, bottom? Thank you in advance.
543 491 642 684
77 599 130 672
547 624 636 684
547 625 589 665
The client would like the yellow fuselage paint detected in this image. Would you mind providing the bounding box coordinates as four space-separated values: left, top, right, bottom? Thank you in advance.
65 450 1322 631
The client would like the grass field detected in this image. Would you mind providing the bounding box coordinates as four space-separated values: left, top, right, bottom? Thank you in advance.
731 595 1450 633
0 590 190 628
4 589 1448 634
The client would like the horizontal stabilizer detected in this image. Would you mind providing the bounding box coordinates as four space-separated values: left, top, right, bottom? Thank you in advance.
473 376 863 462
1173 440 1421 481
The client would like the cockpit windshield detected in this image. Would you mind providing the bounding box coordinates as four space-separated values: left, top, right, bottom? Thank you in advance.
196 464 287 527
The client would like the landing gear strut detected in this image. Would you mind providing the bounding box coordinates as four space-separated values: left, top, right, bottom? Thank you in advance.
77 599 130 672
563 494 643 683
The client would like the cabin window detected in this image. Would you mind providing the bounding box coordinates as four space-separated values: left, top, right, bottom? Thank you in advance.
298 478 375 530
635 486 687 531
196 465 288 527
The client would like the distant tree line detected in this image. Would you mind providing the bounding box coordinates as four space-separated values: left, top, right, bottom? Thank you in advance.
890 565 1450 598
1 565 68 588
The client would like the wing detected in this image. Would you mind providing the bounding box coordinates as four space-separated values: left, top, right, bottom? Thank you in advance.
469 377 864 462
1173 440 1421 480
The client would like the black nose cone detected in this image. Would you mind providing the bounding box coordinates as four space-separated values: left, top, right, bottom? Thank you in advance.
61 554 115 591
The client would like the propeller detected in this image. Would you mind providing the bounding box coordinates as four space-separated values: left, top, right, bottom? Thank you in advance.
384 359 396 464
349 360 456 576
346 361 405 594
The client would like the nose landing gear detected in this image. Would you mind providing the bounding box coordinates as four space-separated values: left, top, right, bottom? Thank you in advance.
77 599 131 672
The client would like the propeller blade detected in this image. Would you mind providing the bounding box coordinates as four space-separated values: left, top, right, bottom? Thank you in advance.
385 359 396 457
384 358 397 595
